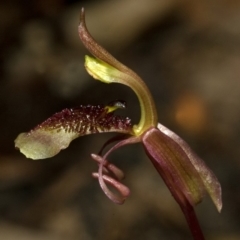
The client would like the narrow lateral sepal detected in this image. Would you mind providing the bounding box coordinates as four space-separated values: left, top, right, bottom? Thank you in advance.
142 127 205 206
157 123 222 212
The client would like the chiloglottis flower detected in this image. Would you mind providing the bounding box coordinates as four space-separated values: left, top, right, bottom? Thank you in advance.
15 8 222 240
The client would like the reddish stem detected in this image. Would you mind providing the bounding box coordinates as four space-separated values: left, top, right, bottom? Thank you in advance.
145 148 205 239
178 196 205 240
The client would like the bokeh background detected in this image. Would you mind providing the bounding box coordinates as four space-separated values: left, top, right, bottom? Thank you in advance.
1 0 240 239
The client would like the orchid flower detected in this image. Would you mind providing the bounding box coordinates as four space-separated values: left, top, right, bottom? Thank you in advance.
15 8 222 240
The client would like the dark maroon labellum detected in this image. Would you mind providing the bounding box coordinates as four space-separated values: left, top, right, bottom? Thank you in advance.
34 104 132 135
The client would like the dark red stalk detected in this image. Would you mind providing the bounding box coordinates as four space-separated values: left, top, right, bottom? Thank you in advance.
146 150 205 239
180 199 205 240
142 127 205 239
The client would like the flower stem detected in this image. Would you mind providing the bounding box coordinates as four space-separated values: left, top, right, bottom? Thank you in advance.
180 198 205 240
153 161 205 239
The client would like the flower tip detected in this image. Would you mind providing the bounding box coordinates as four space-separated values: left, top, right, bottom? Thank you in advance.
14 132 59 160
79 7 85 24
214 190 223 213
14 130 66 160
217 201 222 213
91 153 98 160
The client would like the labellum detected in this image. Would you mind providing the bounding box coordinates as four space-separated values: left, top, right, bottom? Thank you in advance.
15 102 132 159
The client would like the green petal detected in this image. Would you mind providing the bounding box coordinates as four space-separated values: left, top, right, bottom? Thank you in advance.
15 103 132 160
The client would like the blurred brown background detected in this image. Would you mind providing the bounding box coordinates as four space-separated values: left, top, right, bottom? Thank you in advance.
1 0 240 239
